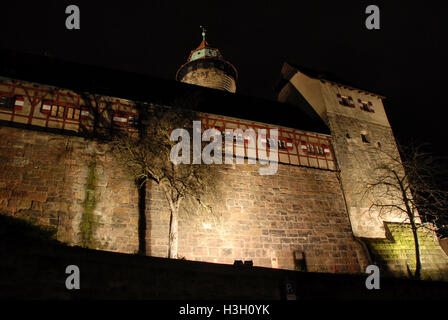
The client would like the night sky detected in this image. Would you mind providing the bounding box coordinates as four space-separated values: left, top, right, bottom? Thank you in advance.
1 1 446 164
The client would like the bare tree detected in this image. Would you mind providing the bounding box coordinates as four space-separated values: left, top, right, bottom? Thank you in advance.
112 104 220 258
362 143 448 279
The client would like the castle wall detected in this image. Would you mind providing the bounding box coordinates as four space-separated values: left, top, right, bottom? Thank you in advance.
276 68 448 280
365 223 448 281
279 71 409 238
146 162 366 272
0 126 140 252
0 125 367 273
320 83 409 238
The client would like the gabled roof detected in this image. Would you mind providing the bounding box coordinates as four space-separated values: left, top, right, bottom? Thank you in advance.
276 61 386 99
0 48 329 134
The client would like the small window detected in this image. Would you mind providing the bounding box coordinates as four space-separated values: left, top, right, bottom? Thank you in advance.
358 99 375 113
337 94 354 107
346 133 351 139
57 106 64 118
317 146 324 155
307 144 314 153
302 143 328 155
361 134 369 143
50 105 58 117
66 107 80 120
67 107 74 119
0 96 13 109
128 115 138 127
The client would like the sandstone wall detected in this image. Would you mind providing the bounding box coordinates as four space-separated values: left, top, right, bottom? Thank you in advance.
0 126 140 252
145 162 366 272
365 223 448 281
180 67 236 92
0 125 367 273
326 112 405 237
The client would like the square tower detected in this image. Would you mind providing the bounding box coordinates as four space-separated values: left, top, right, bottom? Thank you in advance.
276 62 406 238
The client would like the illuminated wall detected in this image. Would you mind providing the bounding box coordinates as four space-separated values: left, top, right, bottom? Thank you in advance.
277 64 409 238
0 76 368 273
365 223 448 281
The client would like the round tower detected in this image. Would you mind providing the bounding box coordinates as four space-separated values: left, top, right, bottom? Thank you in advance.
176 27 238 93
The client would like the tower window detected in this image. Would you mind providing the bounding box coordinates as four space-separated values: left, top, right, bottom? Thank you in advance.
337 94 354 107
361 134 370 143
358 99 375 113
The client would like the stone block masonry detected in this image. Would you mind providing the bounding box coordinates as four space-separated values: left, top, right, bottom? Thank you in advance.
365 223 448 281
0 126 140 253
0 125 367 273
181 67 236 93
146 163 367 272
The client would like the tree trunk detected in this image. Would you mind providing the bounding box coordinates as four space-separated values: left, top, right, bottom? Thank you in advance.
411 224 422 280
394 170 422 280
168 205 179 259
161 184 181 259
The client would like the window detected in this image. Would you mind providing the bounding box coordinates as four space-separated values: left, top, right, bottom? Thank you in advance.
278 140 287 150
112 112 139 127
14 96 24 110
66 107 80 120
361 134 369 143
0 96 13 109
300 141 330 156
0 95 24 110
41 100 83 120
128 115 138 127
112 113 129 126
57 106 64 118
358 99 374 113
337 94 354 108
49 105 65 118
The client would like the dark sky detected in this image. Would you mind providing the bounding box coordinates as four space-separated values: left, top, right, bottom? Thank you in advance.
0 1 446 160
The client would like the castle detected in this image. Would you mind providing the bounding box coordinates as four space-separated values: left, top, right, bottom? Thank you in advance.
0 32 447 280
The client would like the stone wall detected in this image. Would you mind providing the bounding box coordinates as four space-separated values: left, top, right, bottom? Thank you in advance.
180 67 236 92
365 223 448 281
0 125 367 273
0 126 140 253
327 112 406 238
145 163 367 272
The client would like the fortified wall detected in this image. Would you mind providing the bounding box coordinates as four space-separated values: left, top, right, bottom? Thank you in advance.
0 76 368 273
277 63 448 279
1 62 448 279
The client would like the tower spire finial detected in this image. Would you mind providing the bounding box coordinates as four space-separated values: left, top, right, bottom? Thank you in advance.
200 25 207 41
